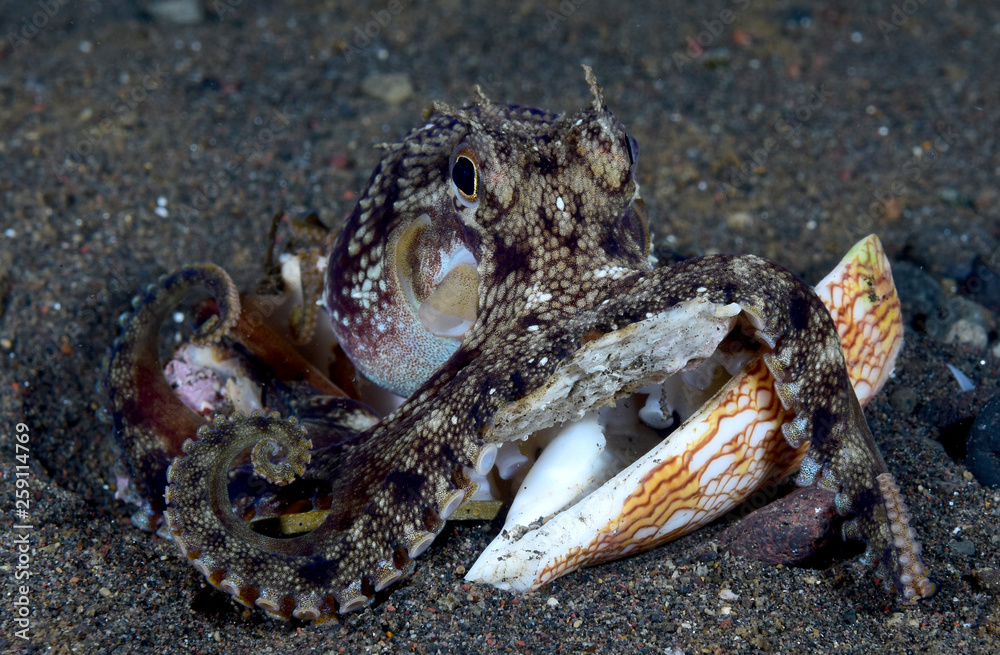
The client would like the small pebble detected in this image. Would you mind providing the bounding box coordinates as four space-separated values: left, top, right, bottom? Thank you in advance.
147 0 205 25
719 487 838 565
890 386 918 415
726 211 753 230
971 568 1000 593
945 319 989 350
950 540 976 558
361 72 414 105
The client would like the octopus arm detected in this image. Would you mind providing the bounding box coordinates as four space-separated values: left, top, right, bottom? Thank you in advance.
163 408 434 620
107 265 240 529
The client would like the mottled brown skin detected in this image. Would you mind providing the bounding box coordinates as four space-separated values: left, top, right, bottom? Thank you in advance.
112 68 932 622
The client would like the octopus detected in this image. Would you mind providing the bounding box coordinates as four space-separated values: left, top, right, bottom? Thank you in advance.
107 67 934 622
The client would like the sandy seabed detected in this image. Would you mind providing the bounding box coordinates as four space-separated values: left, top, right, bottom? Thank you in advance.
1 1 999 653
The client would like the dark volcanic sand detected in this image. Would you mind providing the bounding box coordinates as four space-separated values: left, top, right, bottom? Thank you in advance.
2 1 999 653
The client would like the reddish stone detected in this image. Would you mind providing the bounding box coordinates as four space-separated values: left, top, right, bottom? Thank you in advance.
719 487 840 566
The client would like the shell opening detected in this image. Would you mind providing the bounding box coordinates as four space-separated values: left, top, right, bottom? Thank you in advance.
484 324 761 532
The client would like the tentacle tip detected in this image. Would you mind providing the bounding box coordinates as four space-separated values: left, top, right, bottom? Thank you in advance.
897 574 936 603
917 579 937 600
897 551 936 603
246 413 312 484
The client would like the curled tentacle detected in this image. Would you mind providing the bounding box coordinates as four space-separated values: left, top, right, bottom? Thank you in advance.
251 429 311 486
107 264 240 529
162 404 437 620
164 411 337 620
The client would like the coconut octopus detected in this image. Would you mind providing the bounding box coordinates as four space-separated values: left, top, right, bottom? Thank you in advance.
107 67 934 622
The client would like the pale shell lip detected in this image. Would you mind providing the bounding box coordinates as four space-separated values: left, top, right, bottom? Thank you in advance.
466 235 903 592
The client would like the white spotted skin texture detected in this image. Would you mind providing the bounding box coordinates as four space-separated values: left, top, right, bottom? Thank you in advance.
112 67 933 623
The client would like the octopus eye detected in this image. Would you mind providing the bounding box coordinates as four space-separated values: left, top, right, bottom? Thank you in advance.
451 147 479 207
